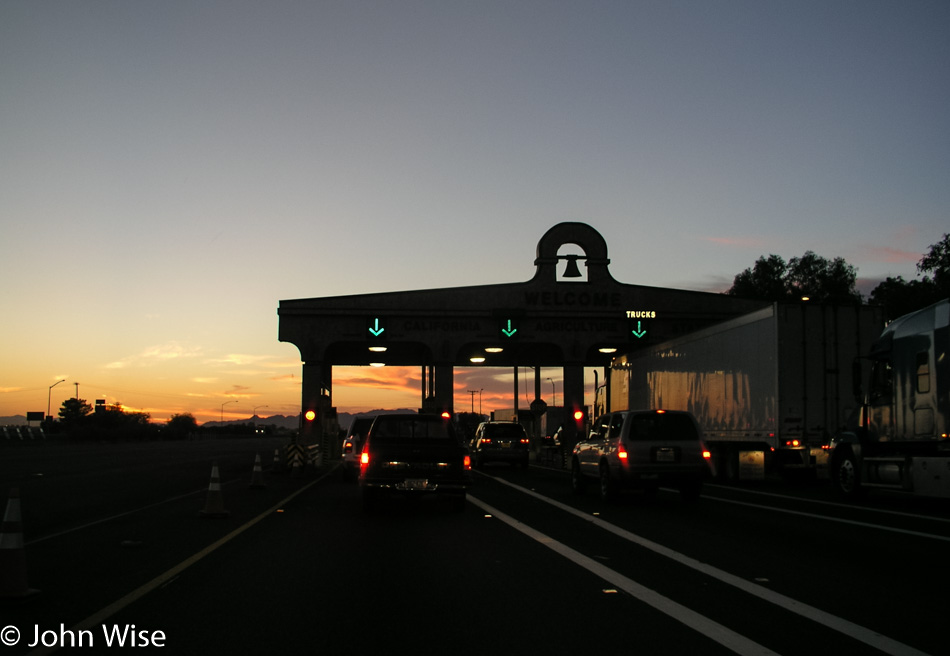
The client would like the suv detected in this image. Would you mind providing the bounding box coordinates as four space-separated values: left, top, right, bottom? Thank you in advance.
359 413 472 512
571 410 712 501
341 416 375 481
471 421 530 469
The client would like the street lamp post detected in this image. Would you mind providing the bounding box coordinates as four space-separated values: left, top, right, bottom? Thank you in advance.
221 399 238 423
48 379 66 419
547 378 557 407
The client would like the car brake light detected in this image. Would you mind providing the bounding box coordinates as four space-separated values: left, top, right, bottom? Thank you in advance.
702 450 712 460
656 409 666 414
360 451 369 466
343 440 353 454
618 445 628 460
463 455 471 470
482 438 492 445
520 438 529 444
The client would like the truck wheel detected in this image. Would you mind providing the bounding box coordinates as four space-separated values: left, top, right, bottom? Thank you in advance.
832 449 864 499
571 459 587 495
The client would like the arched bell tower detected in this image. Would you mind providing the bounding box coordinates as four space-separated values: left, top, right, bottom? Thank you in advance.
533 222 614 285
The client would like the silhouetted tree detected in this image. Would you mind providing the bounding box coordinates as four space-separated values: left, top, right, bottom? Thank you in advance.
166 413 198 439
869 234 950 321
727 251 860 304
869 276 939 322
58 397 92 425
917 233 950 298
728 254 789 301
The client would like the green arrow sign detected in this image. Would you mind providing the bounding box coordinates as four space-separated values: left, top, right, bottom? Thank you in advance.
501 319 518 337
368 318 385 337
631 320 646 338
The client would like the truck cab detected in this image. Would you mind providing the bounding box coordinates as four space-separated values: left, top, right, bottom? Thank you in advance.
830 299 950 498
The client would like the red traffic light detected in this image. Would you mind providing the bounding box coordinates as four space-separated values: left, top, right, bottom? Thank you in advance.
573 410 584 421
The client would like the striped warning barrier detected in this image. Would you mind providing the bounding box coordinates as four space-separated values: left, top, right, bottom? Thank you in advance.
199 461 229 518
1 487 39 598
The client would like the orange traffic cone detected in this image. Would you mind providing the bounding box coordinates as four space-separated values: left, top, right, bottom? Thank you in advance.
1 487 39 599
249 453 266 489
199 462 229 518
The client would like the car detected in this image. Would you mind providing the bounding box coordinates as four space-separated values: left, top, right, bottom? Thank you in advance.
341 416 375 482
571 409 713 501
471 421 530 469
359 413 472 512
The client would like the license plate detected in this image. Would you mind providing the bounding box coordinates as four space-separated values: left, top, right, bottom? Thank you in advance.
655 449 675 462
404 478 429 490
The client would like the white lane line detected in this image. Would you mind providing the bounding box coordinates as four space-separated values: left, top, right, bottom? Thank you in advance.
485 475 930 656
705 495 950 542
27 470 335 656
704 483 950 525
467 494 779 656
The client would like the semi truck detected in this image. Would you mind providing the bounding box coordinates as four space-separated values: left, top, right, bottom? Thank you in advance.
608 302 884 479
829 298 950 498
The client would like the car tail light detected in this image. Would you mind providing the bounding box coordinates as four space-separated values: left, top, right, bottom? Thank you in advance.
702 450 712 460
618 445 628 460
360 450 369 466
343 440 353 454
520 438 529 444
482 438 492 445
656 409 666 414
463 455 471 471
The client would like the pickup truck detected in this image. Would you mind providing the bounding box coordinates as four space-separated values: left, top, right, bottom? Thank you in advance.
359 413 472 512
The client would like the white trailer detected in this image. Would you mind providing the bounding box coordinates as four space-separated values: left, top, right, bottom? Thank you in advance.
830 299 950 498
609 302 884 479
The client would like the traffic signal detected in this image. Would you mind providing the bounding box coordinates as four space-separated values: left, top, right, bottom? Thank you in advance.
305 410 316 422
573 408 587 430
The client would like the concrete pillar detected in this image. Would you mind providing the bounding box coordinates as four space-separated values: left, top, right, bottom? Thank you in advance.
434 363 454 415
300 361 331 442
560 363 586 450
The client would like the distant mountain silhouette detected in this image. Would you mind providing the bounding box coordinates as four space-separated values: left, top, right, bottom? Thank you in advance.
0 408 418 430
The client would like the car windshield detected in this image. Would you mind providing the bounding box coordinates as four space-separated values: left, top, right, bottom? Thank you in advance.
485 425 525 438
371 417 455 441
628 414 698 441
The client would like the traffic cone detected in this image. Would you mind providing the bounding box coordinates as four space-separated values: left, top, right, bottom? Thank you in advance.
249 453 266 489
272 448 282 473
199 462 229 518
1 487 39 599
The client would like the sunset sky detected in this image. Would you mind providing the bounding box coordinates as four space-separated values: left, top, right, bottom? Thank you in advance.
2 1 948 424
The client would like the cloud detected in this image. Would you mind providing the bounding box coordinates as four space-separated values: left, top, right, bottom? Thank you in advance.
204 353 272 366
335 366 420 394
104 342 202 369
862 246 922 265
192 377 218 384
221 385 256 399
